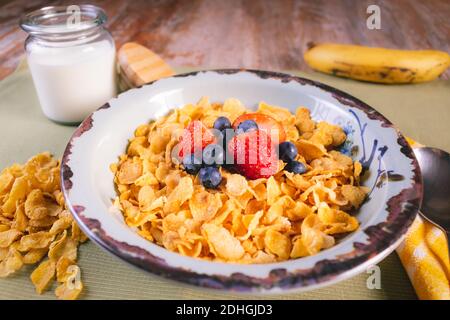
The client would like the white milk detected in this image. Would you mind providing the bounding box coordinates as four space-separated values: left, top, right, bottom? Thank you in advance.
27 39 117 123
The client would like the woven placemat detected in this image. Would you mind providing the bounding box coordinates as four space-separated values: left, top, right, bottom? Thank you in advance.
2 63 448 299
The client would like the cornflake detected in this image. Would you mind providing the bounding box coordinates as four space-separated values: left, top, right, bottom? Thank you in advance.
113 98 368 263
0 153 86 299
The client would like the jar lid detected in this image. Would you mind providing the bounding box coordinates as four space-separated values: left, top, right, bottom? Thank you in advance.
20 5 107 38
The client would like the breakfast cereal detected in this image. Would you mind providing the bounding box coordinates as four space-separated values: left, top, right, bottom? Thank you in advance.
0 153 86 299
112 98 368 263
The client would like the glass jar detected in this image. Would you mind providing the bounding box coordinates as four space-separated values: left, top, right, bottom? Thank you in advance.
20 5 117 124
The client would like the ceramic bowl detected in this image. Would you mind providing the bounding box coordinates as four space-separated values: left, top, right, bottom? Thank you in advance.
61 70 422 293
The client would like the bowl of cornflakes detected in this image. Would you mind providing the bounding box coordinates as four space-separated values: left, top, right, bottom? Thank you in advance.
61 69 422 293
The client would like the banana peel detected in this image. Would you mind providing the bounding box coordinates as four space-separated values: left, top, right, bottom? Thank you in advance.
304 43 450 84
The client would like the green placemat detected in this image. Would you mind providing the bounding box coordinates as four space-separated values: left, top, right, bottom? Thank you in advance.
1 62 449 300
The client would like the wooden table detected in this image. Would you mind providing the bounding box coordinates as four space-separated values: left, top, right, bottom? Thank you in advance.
0 0 449 80
1 0 450 301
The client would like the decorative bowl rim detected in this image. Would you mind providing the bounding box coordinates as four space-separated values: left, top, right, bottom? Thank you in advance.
61 68 422 293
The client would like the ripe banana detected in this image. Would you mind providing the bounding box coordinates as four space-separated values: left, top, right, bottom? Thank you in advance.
304 43 450 84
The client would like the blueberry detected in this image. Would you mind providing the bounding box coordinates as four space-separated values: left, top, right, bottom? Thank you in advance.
213 116 232 131
278 141 298 162
199 167 222 189
284 161 307 174
202 144 224 166
182 153 202 174
236 120 258 134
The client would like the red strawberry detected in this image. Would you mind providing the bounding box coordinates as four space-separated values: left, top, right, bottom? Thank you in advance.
227 130 278 179
233 113 286 143
178 121 216 158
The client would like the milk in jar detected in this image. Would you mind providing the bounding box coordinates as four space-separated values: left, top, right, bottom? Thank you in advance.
21 5 117 123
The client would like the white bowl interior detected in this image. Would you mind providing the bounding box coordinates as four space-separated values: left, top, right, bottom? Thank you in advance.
66 71 415 283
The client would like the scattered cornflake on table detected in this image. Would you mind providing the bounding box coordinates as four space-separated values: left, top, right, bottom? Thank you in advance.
0 152 87 299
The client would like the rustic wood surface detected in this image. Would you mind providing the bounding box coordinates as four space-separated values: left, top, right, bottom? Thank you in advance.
0 0 449 80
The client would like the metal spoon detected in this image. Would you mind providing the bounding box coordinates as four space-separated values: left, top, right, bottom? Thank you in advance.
414 147 450 258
